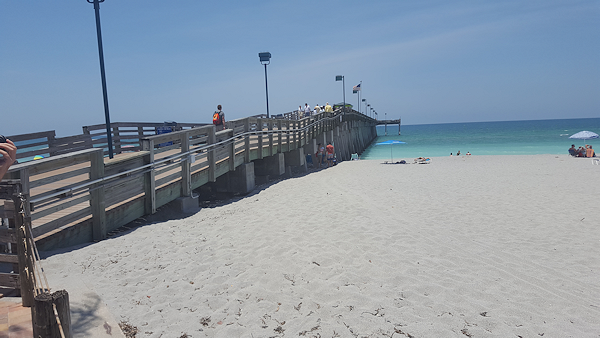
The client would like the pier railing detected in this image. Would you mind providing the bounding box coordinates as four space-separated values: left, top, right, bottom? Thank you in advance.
2 110 376 251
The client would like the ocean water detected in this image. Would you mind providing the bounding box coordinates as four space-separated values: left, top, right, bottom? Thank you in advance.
360 118 600 160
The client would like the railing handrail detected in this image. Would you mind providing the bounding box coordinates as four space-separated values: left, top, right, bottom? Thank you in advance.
15 110 367 207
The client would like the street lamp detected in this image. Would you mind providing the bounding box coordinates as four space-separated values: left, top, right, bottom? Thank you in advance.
335 75 345 112
259 52 271 118
366 104 370 118
87 0 113 158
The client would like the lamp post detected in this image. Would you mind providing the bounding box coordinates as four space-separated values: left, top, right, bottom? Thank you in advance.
258 52 271 119
87 0 114 158
366 104 370 118
385 112 387 135
335 75 345 112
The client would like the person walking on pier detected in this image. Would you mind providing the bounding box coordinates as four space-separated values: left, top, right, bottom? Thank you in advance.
304 103 311 117
213 105 226 131
314 104 321 115
326 142 335 168
324 102 333 113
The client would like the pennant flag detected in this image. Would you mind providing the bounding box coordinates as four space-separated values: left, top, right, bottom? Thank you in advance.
352 83 361 93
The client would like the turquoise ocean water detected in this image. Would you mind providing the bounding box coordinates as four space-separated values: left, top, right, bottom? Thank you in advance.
360 118 600 160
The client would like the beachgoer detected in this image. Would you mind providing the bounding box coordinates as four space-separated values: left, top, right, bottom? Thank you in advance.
578 146 586 157
414 157 431 164
450 153 453 156
212 105 226 131
326 142 334 167
457 150 461 156
0 137 17 180
586 145 595 158
314 104 321 115
324 102 333 113
304 103 311 117
466 152 471 155
316 143 325 168
568 144 577 156
298 105 303 119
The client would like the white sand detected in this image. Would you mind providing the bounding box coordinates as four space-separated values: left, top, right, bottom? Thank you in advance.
42 155 600 337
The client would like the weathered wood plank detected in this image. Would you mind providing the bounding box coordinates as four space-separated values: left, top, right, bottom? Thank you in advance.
8 130 55 143
31 194 90 221
8 148 100 177
155 181 182 208
156 171 181 187
105 196 146 233
32 206 91 238
0 253 19 264
0 272 20 289
104 175 145 207
0 228 17 243
30 167 90 189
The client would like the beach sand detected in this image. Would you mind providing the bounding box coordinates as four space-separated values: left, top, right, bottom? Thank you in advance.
42 155 600 337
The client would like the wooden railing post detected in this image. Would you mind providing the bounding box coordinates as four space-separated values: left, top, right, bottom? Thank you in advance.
89 149 106 241
244 118 250 163
277 120 283 153
47 131 58 157
113 126 122 155
257 119 264 160
229 130 236 171
268 119 274 156
208 125 216 182
181 132 191 197
33 290 72 338
141 139 157 214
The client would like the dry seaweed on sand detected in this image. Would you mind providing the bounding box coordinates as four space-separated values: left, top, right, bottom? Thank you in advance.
119 321 138 338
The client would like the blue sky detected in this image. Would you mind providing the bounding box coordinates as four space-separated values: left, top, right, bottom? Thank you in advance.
1 0 599 137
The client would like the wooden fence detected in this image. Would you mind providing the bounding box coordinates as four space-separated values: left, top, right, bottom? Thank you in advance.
1 110 376 251
7 122 209 162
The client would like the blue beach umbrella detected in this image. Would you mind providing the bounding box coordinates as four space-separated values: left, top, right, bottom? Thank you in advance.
376 140 406 162
569 131 599 144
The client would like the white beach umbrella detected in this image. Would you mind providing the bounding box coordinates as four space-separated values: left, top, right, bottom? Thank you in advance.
569 131 599 144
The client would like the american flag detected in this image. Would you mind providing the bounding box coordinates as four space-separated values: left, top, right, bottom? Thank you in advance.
352 83 361 93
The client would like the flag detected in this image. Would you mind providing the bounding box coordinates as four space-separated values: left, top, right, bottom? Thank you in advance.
352 83 361 93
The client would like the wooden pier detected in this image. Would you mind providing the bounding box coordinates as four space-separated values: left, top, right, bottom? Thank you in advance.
1 109 377 252
376 119 402 135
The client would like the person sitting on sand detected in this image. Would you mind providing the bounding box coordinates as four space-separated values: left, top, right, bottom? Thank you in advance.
414 157 431 164
586 145 595 158
568 144 577 156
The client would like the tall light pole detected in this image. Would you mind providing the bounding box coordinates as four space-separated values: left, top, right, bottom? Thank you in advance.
259 52 271 118
367 104 370 118
87 0 114 158
335 75 345 112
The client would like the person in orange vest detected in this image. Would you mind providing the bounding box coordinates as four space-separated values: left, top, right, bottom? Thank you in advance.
213 105 226 131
